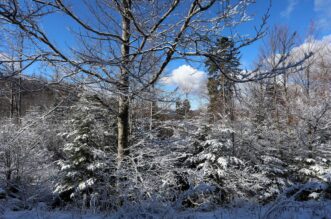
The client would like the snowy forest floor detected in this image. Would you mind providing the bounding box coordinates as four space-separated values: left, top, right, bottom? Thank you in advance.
2 200 331 219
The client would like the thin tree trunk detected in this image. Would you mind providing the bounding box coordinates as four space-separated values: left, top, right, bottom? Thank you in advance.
222 74 225 116
5 151 12 182
117 0 131 166
306 66 310 98
129 98 133 136
149 84 156 134
17 34 23 125
17 76 21 125
230 88 235 156
149 101 153 129
307 123 313 158
10 81 14 119
273 77 280 129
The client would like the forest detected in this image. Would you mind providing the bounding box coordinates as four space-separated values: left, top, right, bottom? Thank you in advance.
0 0 330 218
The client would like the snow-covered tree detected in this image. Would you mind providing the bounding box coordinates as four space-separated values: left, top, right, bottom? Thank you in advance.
54 93 116 207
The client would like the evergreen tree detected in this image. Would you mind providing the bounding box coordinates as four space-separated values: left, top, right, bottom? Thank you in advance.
175 98 183 118
205 37 241 121
176 98 191 119
55 115 97 200
183 99 191 118
54 93 115 206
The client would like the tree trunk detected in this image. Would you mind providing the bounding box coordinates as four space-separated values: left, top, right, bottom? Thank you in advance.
149 101 153 132
117 95 129 162
17 34 23 125
17 75 22 125
117 0 131 166
10 81 14 119
230 90 235 156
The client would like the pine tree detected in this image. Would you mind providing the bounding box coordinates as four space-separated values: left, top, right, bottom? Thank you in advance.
205 37 240 121
176 98 191 119
54 93 114 205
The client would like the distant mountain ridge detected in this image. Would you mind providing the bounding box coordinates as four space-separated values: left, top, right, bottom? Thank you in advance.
0 77 78 119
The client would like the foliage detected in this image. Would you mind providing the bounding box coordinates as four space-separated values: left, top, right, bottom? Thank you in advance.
205 37 241 120
53 93 117 208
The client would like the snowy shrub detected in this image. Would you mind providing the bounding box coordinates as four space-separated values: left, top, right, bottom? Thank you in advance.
53 93 117 209
0 118 55 210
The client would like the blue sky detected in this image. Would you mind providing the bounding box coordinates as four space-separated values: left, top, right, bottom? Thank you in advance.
239 0 331 69
14 0 331 109
39 0 331 69
167 0 331 72
164 0 331 109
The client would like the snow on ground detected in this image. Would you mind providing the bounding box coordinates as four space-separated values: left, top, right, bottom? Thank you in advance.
2 200 331 219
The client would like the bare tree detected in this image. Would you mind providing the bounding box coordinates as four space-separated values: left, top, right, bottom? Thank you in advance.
0 0 311 166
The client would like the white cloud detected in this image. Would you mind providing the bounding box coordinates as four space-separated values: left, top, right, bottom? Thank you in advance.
289 34 331 88
291 34 331 59
261 34 331 69
161 65 207 95
281 0 299 17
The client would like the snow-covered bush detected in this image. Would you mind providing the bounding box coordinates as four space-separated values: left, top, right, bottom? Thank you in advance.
53 92 117 209
0 117 55 210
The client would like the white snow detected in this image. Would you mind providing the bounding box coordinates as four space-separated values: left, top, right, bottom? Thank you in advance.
78 178 96 191
217 157 228 169
308 192 320 199
2 201 331 219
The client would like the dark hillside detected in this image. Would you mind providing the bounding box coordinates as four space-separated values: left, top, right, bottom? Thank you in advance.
0 77 78 118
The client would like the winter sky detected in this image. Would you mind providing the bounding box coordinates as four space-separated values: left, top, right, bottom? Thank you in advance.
162 0 331 109
8 0 331 109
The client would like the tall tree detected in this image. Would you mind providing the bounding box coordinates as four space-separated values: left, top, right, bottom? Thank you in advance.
205 37 240 121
